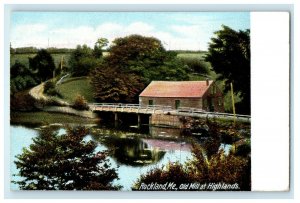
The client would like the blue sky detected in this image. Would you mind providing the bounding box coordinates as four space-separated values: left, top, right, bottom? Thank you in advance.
11 12 250 50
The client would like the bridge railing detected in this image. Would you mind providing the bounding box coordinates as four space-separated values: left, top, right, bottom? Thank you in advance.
175 107 251 120
89 103 251 120
90 103 173 113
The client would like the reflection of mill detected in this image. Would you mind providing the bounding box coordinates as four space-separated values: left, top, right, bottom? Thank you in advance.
104 136 166 166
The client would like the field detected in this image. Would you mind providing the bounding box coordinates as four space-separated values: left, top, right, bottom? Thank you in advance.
56 77 95 103
10 53 71 68
176 52 207 59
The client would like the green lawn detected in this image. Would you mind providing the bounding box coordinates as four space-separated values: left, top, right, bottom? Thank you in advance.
56 77 95 103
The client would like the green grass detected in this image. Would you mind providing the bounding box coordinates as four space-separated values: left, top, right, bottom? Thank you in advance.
10 53 71 68
177 52 207 60
11 111 99 126
56 77 95 103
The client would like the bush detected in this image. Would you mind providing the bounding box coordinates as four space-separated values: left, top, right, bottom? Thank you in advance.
73 94 89 110
44 80 61 97
132 162 197 191
234 140 251 157
10 90 38 111
133 141 251 191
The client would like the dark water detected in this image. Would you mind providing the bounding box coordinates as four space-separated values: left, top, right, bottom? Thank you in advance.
10 125 199 191
10 124 232 191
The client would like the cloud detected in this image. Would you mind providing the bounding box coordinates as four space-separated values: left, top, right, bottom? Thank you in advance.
11 22 209 50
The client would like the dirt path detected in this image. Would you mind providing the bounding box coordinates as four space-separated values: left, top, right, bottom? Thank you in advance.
29 82 47 101
29 82 70 106
28 81 98 118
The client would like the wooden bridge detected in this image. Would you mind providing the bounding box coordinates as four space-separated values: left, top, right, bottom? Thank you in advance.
89 103 251 126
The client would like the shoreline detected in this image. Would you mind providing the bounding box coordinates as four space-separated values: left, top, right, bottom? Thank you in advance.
10 111 100 127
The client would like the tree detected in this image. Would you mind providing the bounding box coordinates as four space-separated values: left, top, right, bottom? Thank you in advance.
13 126 120 190
106 35 189 82
91 66 145 103
69 45 101 76
91 35 189 102
205 25 250 114
29 49 56 82
10 61 37 95
93 38 109 58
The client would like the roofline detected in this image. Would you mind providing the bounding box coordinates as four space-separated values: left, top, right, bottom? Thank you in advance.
139 96 204 98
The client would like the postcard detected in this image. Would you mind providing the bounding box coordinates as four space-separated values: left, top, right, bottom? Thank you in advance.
8 11 288 193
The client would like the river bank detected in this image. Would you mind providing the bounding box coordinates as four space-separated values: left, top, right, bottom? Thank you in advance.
11 111 100 126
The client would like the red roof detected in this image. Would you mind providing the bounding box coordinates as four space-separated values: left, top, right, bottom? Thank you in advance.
139 80 213 98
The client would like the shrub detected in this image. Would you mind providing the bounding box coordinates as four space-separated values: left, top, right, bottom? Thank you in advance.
133 140 251 191
132 162 198 191
44 80 61 97
234 139 251 157
73 94 89 110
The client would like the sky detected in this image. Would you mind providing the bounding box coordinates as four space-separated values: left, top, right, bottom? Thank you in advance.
10 12 250 51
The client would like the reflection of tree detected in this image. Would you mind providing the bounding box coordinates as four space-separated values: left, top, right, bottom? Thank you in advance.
101 136 166 166
203 137 221 159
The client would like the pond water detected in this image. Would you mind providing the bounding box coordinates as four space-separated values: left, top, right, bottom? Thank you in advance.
10 125 231 191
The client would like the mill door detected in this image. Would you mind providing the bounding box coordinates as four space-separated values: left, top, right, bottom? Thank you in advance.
175 100 180 109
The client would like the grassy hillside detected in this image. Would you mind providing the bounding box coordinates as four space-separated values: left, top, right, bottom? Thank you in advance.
10 53 71 69
56 77 95 103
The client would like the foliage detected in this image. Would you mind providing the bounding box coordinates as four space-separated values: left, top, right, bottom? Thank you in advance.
13 126 120 190
93 38 109 58
10 61 37 95
205 25 250 114
11 53 71 72
132 162 196 191
135 117 251 191
14 46 39 54
234 139 251 157
29 49 56 82
177 53 211 75
10 90 38 111
106 35 189 83
91 35 189 102
91 66 145 103
44 80 61 97
69 45 101 76
12 46 74 54
72 94 89 110
133 140 251 191
188 141 250 190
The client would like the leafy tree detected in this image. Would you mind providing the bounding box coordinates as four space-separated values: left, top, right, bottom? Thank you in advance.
13 126 120 190
205 25 250 114
10 61 37 95
91 35 189 102
93 38 109 58
29 49 56 82
69 45 101 76
106 35 189 83
91 66 145 103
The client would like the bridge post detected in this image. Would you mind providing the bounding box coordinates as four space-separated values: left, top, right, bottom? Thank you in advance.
114 113 118 127
137 114 141 129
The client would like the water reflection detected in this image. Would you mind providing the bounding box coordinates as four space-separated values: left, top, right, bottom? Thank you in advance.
149 126 182 138
99 136 166 166
10 124 233 191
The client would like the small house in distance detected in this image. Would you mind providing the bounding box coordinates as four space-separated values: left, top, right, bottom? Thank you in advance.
139 80 224 112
